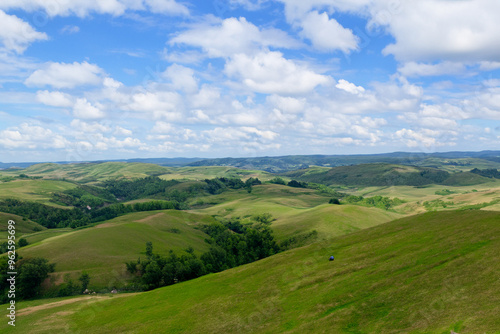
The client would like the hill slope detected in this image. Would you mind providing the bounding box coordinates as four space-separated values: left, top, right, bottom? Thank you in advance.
17 210 216 288
6 210 499 333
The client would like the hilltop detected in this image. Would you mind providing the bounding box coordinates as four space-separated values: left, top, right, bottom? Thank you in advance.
4 210 498 333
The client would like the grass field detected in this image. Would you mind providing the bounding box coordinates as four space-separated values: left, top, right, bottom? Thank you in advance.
4 210 498 333
0 212 46 243
16 210 216 288
192 184 402 242
159 166 275 181
0 179 77 207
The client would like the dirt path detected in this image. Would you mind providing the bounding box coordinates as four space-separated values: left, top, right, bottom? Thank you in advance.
18 293 137 316
136 212 165 222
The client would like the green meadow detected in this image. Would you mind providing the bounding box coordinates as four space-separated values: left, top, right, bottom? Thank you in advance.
16 210 215 288
3 210 498 333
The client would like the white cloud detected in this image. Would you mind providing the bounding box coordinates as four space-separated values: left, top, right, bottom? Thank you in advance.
36 90 74 107
0 123 67 149
114 126 133 136
336 79 365 95
70 119 110 133
162 64 198 93
394 128 453 149
0 0 188 18
225 51 330 94
379 0 500 62
170 17 301 58
25 61 104 89
0 10 47 53
300 11 359 53
267 95 306 113
125 91 182 118
398 61 467 77
73 98 105 119
143 0 189 15
60 25 80 34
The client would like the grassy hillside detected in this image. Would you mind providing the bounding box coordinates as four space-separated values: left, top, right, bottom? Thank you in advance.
16 210 216 288
5 210 498 333
17 162 171 183
160 166 274 181
0 212 46 243
0 179 77 206
283 163 452 187
192 184 401 242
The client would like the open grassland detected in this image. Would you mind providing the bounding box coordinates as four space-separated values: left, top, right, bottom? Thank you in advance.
413 157 500 172
0 179 77 207
348 180 500 214
159 166 275 181
8 162 171 183
192 184 402 242
16 210 216 288
3 163 276 184
0 212 46 242
5 210 498 333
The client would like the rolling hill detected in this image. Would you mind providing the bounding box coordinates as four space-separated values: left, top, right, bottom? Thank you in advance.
16 210 216 288
4 210 498 333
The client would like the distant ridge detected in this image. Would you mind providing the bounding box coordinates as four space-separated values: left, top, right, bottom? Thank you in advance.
0 157 204 170
187 150 500 172
2 151 500 172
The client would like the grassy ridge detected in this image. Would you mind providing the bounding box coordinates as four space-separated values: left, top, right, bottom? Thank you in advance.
0 179 77 206
192 184 401 242
16 210 216 288
5 210 498 333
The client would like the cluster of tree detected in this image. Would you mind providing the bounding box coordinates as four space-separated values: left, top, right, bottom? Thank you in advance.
55 272 90 297
0 198 182 229
343 195 404 210
470 168 500 179
204 177 261 194
126 219 279 290
101 177 180 201
0 256 55 303
0 238 28 254
51 185 117 209
287 180 308 188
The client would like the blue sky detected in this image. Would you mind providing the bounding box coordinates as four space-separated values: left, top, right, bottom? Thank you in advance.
1 0 500 163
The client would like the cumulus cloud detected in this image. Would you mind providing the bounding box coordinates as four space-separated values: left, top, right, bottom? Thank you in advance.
299 11 359 53
267 95 306 113
379 0 500 62
170 17 301 58
398 61 467 77
0 10 48 53
73 98 105 119
0 123 67 149
36 90 74 107
336 79 365 95
225 51 330 94
25 61 104 89
162 64 198 93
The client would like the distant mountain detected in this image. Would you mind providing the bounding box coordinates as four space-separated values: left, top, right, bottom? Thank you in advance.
0 157 204 170
188 151 500 172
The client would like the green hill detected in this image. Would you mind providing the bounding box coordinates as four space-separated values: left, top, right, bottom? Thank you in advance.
4 210 498 333
0 179 77 206
283 163 454 187
19 162 171 183
192 184 401 242
16 210 216 288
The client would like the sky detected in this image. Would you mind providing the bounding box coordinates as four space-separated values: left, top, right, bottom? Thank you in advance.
1 0 500 163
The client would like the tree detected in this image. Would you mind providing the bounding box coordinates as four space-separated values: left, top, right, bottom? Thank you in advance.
145 241 153 259
79 272 90 292
17 258 55 299
18 238 28 247
329 198 340 205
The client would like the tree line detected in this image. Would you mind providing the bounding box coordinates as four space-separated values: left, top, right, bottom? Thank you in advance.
125 218 279 290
